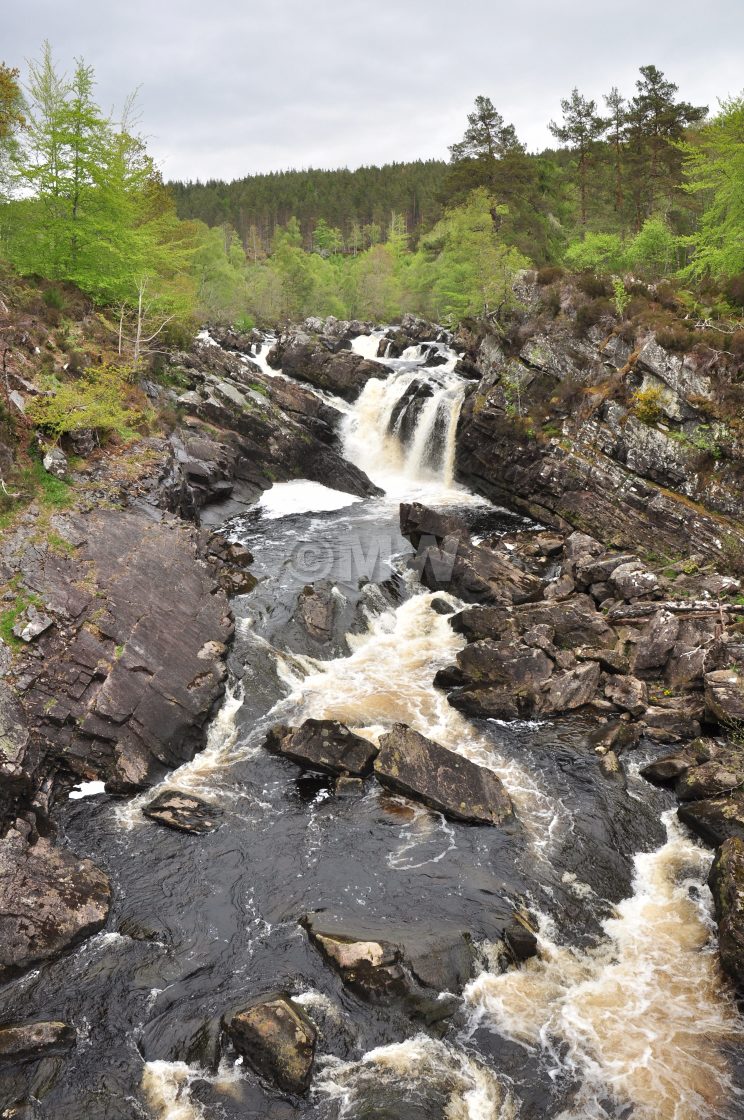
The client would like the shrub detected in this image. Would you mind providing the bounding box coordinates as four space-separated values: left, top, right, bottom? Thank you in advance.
632 386 664 424
577 273 612 299
655 326 692 352
28 364 146 443
654 281 681 311
235 312 256 331
42 287 65 310
540 288 561 317
612 278 631 318
536 266 564 286
575 297 613 333
565 233 625 274
626 218 679 279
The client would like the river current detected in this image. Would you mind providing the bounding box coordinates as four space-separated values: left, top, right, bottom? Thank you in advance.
2 329 742 1119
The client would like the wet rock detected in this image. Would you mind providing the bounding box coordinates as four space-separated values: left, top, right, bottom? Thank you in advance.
335 775 365 797
0 1021 75 1063
225 995 316 1095
678 792 744 846
705 670 744 725
609 561 660 601
0 828 110 977
708 838 744 984
373 723 512 825
401 503 543 605
437 638 553 719
303 914 476 1012
430 596 454 615
265 719 378 777
640 738 719 786
604 674 648 716
42 447 67 479
295 582 336 642
269 331 386 401
452 594 616 651
20 507 233 792
143 790 222 834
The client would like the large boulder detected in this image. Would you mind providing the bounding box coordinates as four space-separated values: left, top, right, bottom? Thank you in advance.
631 610 680 673
264 719 378 777
225 995 316 1095
0 827 110 978
373 723 512 825
678 792 744 847
675 749 744 802
705 671 744 725
708 838 744 984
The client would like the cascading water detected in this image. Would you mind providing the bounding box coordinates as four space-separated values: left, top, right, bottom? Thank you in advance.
9 325 742 1120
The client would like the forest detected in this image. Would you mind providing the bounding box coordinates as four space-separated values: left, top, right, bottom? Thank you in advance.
0 44 742 339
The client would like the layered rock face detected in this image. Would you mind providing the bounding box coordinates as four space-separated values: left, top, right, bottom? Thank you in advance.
455 276 744 563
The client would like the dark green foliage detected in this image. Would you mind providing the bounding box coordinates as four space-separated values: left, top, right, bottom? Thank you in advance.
170 161 447 254
725 273 744 311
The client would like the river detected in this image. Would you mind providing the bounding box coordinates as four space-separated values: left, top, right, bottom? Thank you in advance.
2 329 742 1119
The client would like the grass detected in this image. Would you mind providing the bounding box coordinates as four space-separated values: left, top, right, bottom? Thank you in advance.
0 583 43 649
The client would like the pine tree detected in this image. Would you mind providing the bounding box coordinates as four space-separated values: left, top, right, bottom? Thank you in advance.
549 89 607 226
604 87 626 215
449 95 523 163
627 65 707 218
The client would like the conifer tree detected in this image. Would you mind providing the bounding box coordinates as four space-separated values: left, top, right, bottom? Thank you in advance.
549 89 607 226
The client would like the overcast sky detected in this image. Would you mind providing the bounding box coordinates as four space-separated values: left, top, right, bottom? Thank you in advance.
4 0 743 182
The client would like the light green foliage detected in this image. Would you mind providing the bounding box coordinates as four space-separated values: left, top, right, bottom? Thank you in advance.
412 190 529 324
625 217 679 278
565 233 625 273
28 363 145 441
612 277 631 317
681 96 744 281
632 386 663 424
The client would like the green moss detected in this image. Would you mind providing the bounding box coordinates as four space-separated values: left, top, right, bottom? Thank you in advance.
0 586 43 649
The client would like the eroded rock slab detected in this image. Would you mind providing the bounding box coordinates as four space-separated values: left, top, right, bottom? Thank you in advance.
264 720 378 777
374 723 512 825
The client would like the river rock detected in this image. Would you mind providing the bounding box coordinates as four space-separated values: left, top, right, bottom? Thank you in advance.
0 828 110 977
608 561 660 601
631 610 680 673
142 790 222 834
373 723 512 825
0 1021 75 1063
675 749 744 801
269 332 386 401
604 674 648 716
708 838 744 984
264 720 378 777
542 661 600 713
303 913 477 1014
225 995 316 1095
678 791 744 846
640 738 719 786
294 582 336 642
705 670 744 725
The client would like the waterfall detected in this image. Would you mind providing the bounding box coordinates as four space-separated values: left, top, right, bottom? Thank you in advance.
341 334 469 497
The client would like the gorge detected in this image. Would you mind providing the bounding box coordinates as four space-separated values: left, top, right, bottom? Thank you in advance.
2 278 744 1119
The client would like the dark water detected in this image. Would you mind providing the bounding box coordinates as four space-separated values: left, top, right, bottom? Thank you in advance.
1 338 740 1120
